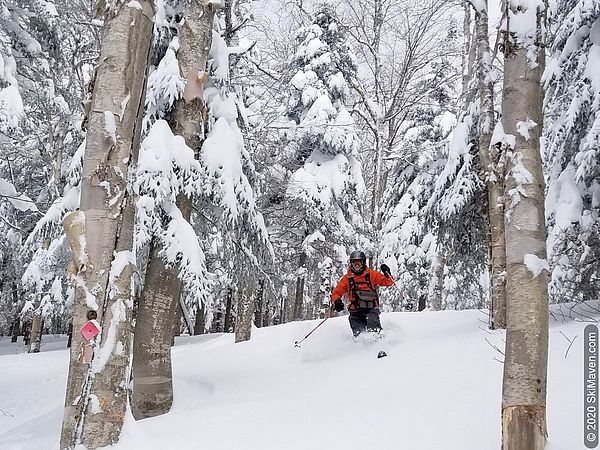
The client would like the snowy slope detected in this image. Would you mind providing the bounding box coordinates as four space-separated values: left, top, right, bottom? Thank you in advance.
0 306 588 450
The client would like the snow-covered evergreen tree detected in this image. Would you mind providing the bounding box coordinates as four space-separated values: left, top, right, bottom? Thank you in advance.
425 99 489 311
280 4 368 316
544 1 600 303
377 11 487 311
379 105 458 310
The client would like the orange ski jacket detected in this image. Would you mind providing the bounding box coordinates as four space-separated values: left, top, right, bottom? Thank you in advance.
331 267 394 311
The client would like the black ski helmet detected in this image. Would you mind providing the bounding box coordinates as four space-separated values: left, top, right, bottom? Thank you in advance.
349 250 367 274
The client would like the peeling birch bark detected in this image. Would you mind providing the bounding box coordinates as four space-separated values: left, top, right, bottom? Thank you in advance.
59 2 154 448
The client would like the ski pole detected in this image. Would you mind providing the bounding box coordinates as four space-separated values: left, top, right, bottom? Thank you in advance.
392 280 416 310
294 312 331 347
388 277 411 309
391 279 404 299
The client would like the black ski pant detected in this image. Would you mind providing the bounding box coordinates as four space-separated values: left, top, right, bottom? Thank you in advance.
349 308 381 337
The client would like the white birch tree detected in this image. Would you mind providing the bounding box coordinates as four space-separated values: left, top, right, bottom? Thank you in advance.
500 0 550 448
59 1 155 448
471 0 507 328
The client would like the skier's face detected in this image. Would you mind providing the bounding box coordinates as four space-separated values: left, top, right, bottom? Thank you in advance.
350 260 364 272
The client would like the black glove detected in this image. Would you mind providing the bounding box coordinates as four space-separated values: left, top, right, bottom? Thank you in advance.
333 299 344 312
380 264 391 278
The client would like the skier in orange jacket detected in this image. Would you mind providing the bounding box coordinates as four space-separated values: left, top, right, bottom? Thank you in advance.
331 251 394 336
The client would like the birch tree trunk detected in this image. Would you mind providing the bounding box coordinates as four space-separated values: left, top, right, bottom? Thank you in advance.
429 248 445 311
474 2 507 329
235 285 253 343
501 2 549 449
30 240 52 353
59 2 154 448
462 3 471 102
370 120 384 226
29 315 43 353
131 0 215 419
344 0 384 226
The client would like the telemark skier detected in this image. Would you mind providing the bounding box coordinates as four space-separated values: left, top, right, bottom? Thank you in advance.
331 251 394 336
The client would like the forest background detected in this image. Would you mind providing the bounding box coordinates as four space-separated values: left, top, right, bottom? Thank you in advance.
1 0 596 340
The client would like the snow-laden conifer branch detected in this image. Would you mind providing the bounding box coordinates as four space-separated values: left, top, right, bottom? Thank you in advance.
426 106 484 219
144 42 185 132
20 236 70 317
543 0 600 301
24 141 84 247
201 30 274 259
135 119 213 306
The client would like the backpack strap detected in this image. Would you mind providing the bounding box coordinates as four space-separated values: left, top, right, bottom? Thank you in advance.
348 276 357 295
348 274 374 293
365 272 373 291
364 272 379 303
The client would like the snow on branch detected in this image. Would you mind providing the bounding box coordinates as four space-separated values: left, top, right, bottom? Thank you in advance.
0 85 23 130
144 44 185 131
25 140 84 247
201 84 273 257
0 178 39 212
135 119 213 305
208 31 230 82
21 235 70 295
160 202 212 307
427 110 483 219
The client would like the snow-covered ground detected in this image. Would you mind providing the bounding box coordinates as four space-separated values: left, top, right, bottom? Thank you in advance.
0 305 589 450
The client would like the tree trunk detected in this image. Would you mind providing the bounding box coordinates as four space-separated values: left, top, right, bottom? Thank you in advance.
474 2 507 330
178 294 194 335
366 0 384 227
429 248 445 311
224 287 234 332
235 285 253 343
29 315 42 353
59 2 154 448
66 319 73 348
264 295 270 327
131 240 181 420
293 252 306 320
11 315 20 343
370 120 384 226
131 0 214 420
194 300 206 335
254 279 265 327
293 276 305 320
501 2 549 449
279 295 285 324
30 240 51 353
